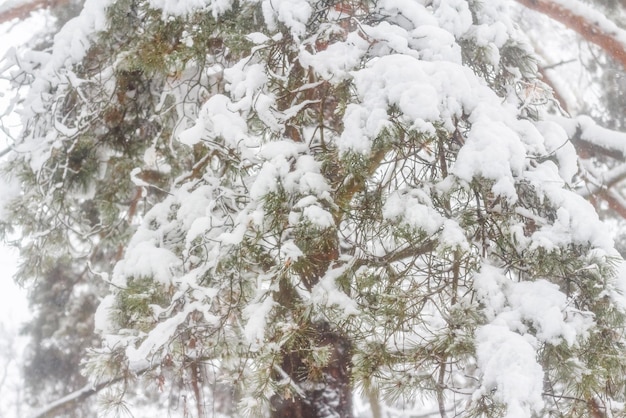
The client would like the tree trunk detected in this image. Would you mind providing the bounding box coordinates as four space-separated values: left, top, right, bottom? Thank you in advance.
515 0 626 70
271 322 353 418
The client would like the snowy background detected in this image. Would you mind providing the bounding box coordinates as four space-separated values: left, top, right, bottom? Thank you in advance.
0 4 43 416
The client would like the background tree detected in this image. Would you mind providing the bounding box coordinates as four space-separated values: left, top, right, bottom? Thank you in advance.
516 0 626 253
3 0 626 417
0 1 99 416
0 321 27 417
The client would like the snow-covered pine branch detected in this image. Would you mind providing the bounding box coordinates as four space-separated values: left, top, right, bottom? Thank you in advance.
3 0 626 417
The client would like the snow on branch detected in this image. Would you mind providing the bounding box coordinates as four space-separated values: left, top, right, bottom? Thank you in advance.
551 115 626 219
515 0 626 70
29 366 150 418
553 115 626 161
29 381 113 418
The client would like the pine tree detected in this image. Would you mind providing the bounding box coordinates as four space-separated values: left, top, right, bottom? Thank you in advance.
0 1 99 415
4 0 626 417
517 0 626 255
578 0 626 132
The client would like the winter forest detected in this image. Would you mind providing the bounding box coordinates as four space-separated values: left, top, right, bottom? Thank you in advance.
2 0 626 417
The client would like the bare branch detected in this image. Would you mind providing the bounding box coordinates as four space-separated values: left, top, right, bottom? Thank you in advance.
352 240 438 271
537 66 570 115
578 161 626 220
29 378 120 418
599 188 626 220
578 161 626 197
0 148 13 158
515 0 626 70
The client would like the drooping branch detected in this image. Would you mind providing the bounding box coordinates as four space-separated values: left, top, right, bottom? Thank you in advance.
30 379 120 418
515 0 626 70
29 366 152 418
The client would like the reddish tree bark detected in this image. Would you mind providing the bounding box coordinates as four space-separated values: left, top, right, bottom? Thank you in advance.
515 0 626 70
271 324 353 418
